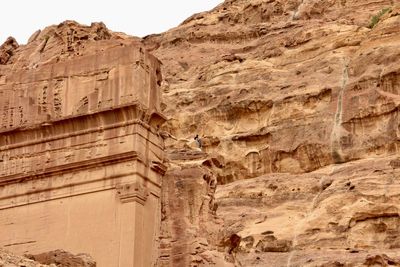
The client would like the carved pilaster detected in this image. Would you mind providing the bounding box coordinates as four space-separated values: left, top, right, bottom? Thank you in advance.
116 182 149 205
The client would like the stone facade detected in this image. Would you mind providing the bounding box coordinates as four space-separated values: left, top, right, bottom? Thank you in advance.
0 44 166 267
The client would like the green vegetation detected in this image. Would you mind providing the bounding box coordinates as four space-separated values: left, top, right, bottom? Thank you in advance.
368 7 392 29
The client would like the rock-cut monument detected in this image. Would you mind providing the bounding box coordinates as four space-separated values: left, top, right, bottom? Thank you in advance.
0 43 166 267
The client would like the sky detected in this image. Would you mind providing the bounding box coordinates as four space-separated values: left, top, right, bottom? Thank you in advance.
0 0 223 45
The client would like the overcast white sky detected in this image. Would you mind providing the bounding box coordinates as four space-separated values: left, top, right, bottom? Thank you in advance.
0 0 223 45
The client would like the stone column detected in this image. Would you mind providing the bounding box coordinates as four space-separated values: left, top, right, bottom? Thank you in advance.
117 181 149 267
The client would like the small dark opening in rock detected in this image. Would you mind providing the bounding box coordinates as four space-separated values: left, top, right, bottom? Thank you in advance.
228 234 241 254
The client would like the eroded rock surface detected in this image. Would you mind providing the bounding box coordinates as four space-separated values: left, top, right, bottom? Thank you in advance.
26 250 96 267
0 20 140 69
1 0 400 266
143 0 400 266
0 21 165 267
0 37 18 65
0 248 50 267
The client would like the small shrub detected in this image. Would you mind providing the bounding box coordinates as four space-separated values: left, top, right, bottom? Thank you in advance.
368 7 392 29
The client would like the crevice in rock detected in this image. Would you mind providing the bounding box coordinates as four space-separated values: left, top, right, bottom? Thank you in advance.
331 57 350 163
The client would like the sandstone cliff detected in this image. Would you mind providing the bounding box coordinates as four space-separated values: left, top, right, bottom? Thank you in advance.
142 0 400 266
2 0 400 266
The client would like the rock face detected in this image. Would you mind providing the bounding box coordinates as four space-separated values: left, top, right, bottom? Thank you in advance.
0 248 50 267
0 248 95 267
1 1 400 266
0 37 18 65
26 250 96 267
142 0 400 266
0 21 165 267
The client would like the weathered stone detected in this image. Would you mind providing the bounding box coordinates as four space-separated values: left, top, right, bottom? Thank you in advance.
26 250 95 267
0 248 50 267
0 37 18 65
364 254 400 266
141 0 400 266
2 0 400 266
0 22 165 267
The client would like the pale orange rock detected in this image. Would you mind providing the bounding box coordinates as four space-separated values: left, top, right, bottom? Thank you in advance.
0 37 18 64
0 248 50 267
26 250 96 267
2 0 400 266
0 21 165 267
143 0 400 266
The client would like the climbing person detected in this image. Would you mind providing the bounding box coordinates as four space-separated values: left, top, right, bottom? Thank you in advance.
194 134 202 149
